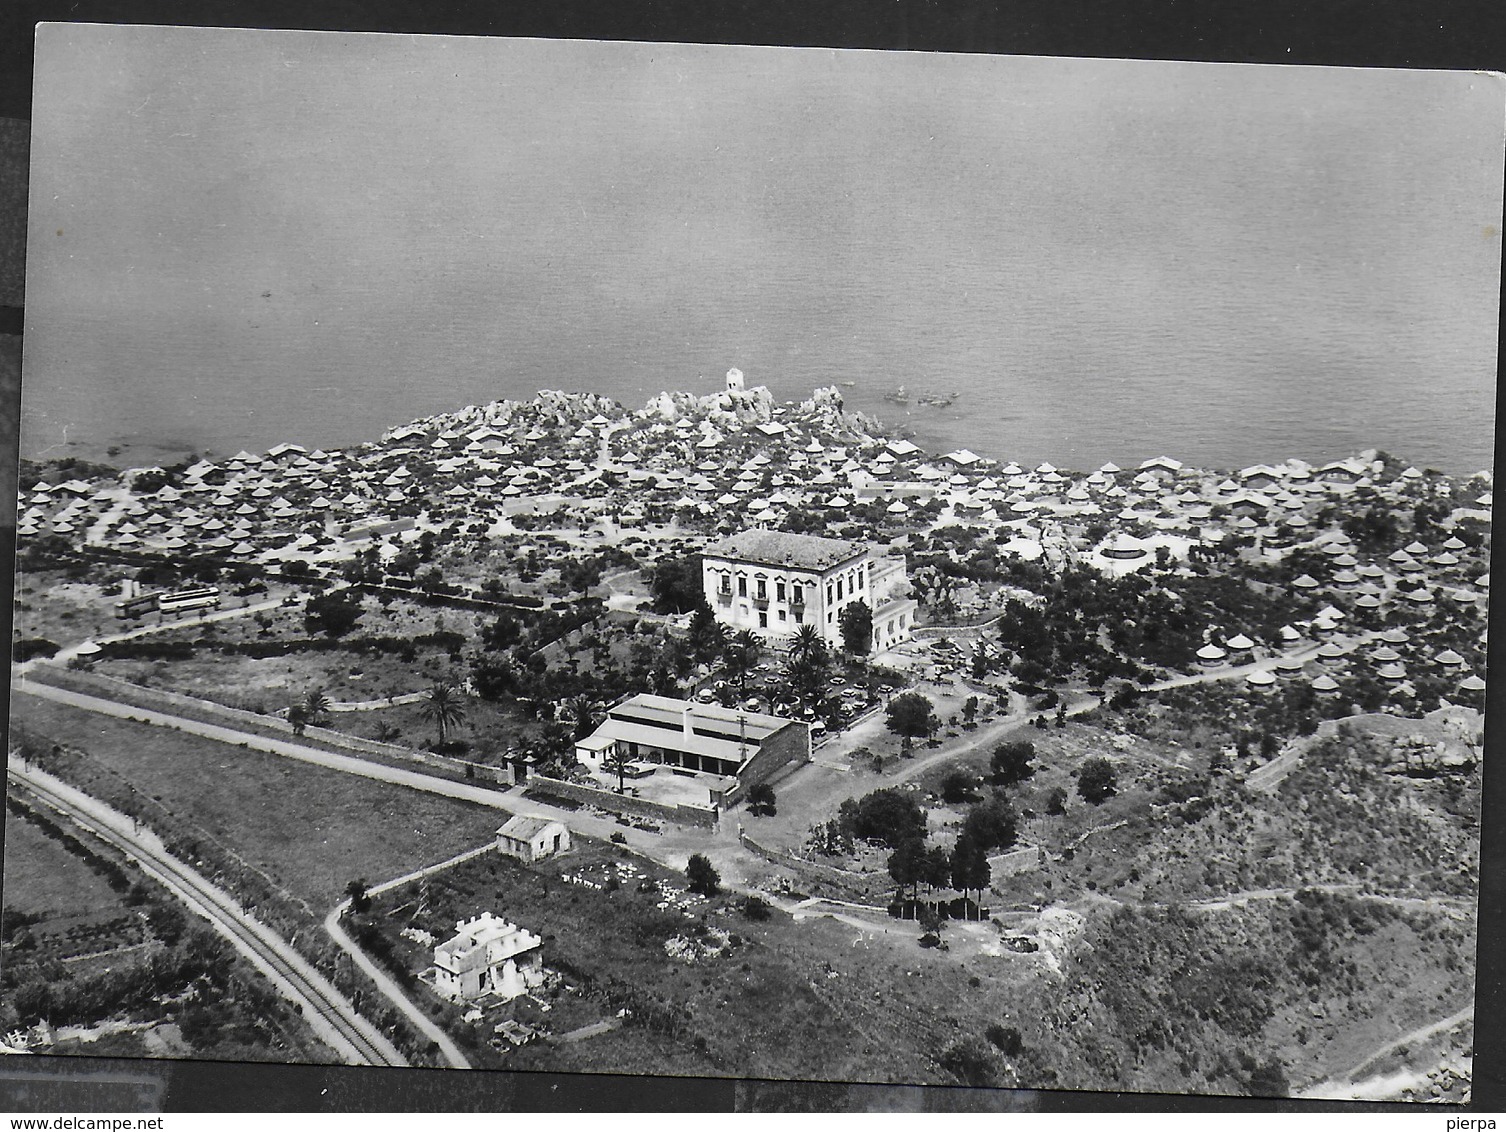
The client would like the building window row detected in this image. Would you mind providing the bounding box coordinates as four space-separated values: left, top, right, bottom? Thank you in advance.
713 567 811 606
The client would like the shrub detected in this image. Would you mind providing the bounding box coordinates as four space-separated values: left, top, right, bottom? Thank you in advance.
938 1039 1000 1086
1076 757 1118 805
985 1023 1023 1057
841 789 926 849
686 853 720 897
13 639 61 663
991 740 1036 785
940 770 979 804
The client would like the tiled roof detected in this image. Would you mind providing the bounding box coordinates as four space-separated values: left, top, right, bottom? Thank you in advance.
702 529 864 571
497 814 563 840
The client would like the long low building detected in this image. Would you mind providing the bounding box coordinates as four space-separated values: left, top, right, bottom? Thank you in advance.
574 693 810 799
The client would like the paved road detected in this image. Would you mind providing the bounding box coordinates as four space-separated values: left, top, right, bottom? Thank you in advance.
16 679 524 809
8 758 405 1067
13 678 661 850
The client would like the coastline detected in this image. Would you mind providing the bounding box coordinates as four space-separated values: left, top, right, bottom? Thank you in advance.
17 387 1497 480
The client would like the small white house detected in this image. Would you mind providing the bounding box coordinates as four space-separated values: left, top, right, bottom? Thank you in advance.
433 913 544 1003
496 815 571 863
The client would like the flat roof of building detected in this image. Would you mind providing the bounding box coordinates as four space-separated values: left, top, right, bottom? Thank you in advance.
612 693 796 740
702 529 865 572
587 717 759 767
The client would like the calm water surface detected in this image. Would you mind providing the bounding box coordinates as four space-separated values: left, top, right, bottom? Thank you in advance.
21 36 1503 473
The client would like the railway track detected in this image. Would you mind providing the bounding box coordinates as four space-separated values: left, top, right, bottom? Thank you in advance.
7 765 406 1068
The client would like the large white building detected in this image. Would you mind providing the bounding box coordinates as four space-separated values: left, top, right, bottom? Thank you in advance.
432 913 544 1003
700 529 917 652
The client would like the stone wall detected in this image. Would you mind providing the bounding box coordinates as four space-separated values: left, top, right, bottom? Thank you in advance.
24 666 510 788
738 832 885 888
525 774 718 830
723 722 810 806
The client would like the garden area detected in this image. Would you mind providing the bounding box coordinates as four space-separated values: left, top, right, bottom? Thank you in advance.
351 836 1053 1085
1 789 335 1065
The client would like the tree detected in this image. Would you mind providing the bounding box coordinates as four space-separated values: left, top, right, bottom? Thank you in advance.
886 692 939 747
990 740 1036 785
650 555 704 614
787 624 828 670
561 695 603 742
985 1024 1023 1057
481 612 524 651
746 782 777 816
962 797 1018 852
686 853 720 897
938 1039 1000 1087
302 688 331 728
600 745 636 794
921 844 953 894
838 599 873 656
940 770 980 804
740 895 773 921
420 682 468 748
951 834 992 908
686 603 726 664
723 631 762 695
305 590 363 637
1076 757 1118 805
1246 1057 1291 1098
962 695 980 726
1046 786 1068 816
887 835 926 901
848 789 927 848
344 879 372 914
922 570 960 621
468 652 515 700
287 703 311 737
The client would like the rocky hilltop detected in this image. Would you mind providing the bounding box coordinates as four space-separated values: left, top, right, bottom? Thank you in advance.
380 382 885 450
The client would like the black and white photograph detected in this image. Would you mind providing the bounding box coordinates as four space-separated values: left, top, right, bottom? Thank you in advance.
4 23 1502 1105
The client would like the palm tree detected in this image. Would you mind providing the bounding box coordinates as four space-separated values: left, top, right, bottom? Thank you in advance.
601 745 636 794
420 682 468 749
725 630 762 696
787 624 827 669
302 688 331 728
562 695 604 742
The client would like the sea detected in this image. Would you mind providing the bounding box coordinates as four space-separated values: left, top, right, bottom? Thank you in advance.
17 36 1504 475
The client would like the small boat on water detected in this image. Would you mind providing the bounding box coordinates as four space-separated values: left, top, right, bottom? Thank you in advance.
883 385 911 405
916 391 957 408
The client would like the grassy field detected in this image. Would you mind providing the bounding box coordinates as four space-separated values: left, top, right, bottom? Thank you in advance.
2 812 127 920
93 591 481 714
362 838 1047 1085
13 574 121 645
11 695 507 911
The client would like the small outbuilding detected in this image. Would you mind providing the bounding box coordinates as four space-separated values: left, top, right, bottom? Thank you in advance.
496 815 571 863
